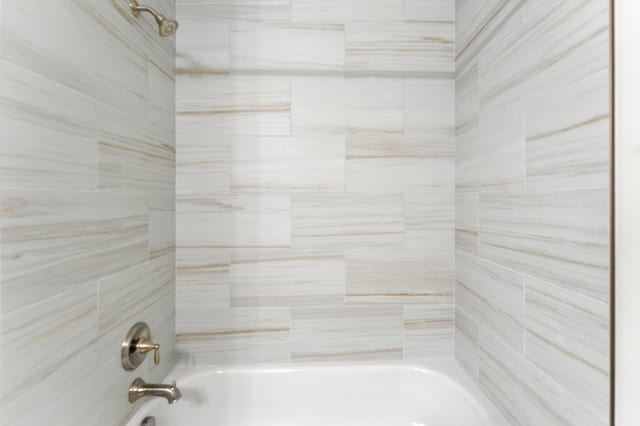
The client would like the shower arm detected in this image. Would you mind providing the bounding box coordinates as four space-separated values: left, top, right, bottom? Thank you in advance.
128 0 165 24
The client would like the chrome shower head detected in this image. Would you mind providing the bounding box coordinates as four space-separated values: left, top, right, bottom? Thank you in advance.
128 0 179 38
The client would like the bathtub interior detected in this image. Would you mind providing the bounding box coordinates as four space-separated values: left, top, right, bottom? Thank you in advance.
126 359 508 426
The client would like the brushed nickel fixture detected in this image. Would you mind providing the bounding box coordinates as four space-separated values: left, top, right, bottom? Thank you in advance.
127 0 178 37
122 322 161 371
129 378 182 404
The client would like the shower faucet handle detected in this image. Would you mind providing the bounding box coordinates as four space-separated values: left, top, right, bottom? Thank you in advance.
136 338 161 365
122 322 162 370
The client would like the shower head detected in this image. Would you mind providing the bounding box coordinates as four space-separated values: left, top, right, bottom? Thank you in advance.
128 0 179 38
156 16 179 37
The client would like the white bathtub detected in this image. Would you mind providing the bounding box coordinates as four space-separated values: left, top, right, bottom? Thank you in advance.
126 359 508 426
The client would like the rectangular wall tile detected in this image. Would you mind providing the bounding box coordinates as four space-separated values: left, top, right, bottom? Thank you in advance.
479 189 610 302
231 21 345 71
0 190 149 313
455 64 478 134
292 194 404 249
177 308 291 364
403 304 454 359
148 194 176 259
455 307 478 382
404 191 454 252
1 0 148 115
479 330 605 426
478 0 609 111
345 22 454 73
405 0 455 22
0 282 97 419
177 194 291 248
291 306 403 361
291 77 404 135
176 13 229 73
177 1 291 23
346 134 453 193
177 247 231 310
177 74 290 136
456 108 525 191
455 192 478 254
231 135 345 192
525 276 609 418
230 249 345 307
526 70 610 190
456 252 524 353
98 105 175 192
0 60 98 190
176 115 231 194
346 249 452 305
148 62 176 135
291 0 404 23
405 79 455 136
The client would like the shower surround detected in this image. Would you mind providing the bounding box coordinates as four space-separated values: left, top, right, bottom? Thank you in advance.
175 0 456 363
454 0 610 424
0 1 176 425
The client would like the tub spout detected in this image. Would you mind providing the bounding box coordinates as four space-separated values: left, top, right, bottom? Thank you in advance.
128 378 182 404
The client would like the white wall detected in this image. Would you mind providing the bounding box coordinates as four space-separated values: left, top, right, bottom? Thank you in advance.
615 1 640 424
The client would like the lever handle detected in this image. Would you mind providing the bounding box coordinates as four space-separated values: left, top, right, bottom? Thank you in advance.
136 338 161 365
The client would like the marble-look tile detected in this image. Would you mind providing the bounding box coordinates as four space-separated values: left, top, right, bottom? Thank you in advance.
346 134 453 193
405 79 455 136
455 307 478 382
0 60 98 190
525 276 610 418
177 308 291 364
346 249 453 305
291 306 403 361
177 194 291 248
291 0 404 23
230 249 345 307
148 194 176 259
479 189 610 302
176 247 231 287
404 191 455 252
97 254 175 364
291 194 404 249
177 74 290 136
479 330 606 426
455 0 524 76
149 62 176 135
0 190 149 313
291 77 404 135
177 1 291 23
478 0 609 111
176 115 231 194
455 192 478 254
231 21 345 71
231 135 345 192
455 64 478 134
0 282 97 423
526 70 610 190
177 248 231 309
1 0 148 115
345 22 454 73
456 252 524 353
176 13 229 73
98 104 175 192
404 304 454 359
405 0 455 22
456 108 525 191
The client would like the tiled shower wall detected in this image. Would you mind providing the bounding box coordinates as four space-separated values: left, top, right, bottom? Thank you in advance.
0 1 176 425
454 0 610 425
175 0 456 363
